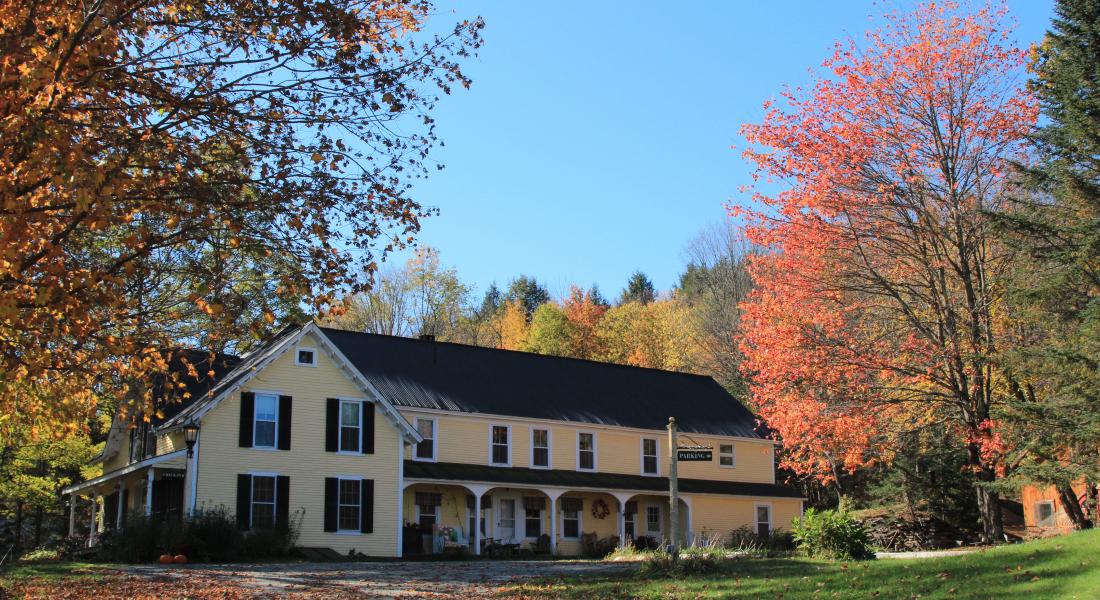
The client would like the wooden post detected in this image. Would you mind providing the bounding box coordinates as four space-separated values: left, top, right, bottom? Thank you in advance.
668 416 679 556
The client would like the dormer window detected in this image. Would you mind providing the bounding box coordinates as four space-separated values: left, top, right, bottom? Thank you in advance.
295 348 316 366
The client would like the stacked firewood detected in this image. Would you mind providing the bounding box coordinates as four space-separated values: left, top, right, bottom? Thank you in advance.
859 513 975 551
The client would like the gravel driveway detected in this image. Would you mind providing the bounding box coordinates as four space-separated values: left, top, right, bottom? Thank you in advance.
122 560 633 598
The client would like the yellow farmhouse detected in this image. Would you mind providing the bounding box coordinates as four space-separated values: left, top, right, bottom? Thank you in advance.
63 323 804 557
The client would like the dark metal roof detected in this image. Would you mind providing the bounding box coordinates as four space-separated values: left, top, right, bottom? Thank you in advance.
149 348 241 425
404 461 801 498
321 327 763 438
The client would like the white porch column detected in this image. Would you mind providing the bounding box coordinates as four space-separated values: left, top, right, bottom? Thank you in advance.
68 494 77 537
89 494 99 546
542 488 566 555
611 492 634 549
115 482 125 529
184 431 200 516
460 484 490 556
681 496 694 546
144 469 154 516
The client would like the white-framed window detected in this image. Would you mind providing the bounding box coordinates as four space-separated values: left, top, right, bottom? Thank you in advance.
624 511 635 539
641 438 658 475
490 425 511 466
524 508 542 538
755 503 772 536
561 498 582 539
337 478 361 532
295 347 316 366
719 443 735 468
251 474 277 529
646 505 661 533
339 400 361 453
253 393 279 448
416 504 439 529
531 428 550 469
577 431 596 471
1036 501 1056 526
414 417 436 461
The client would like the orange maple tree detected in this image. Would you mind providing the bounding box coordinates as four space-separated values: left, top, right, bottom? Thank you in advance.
0 1 481 438
737 2 1036 540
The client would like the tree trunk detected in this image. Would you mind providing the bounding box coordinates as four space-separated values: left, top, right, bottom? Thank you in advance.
14 500 24 557
33 506 43 548
1087 483 1099 527
1056 485 1092 530
967 437 1005 543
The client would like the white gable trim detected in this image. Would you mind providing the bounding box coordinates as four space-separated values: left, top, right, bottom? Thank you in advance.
305 323 421 444
163 323 421 444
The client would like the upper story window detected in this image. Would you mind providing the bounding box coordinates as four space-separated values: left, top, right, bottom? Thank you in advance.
577 432 596 471
129 423 156 463
415 418 436 461
719 444 735 467
253 393 279 448
490 425 511 466
339 401 361 453
295 347 316 366
641 438 658 475
531 428 550 469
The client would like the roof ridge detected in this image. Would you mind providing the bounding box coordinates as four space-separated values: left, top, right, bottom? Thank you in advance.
318 326 721 383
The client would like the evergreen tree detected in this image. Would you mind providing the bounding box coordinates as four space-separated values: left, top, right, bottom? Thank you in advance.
619 270 656 305
995 0 1100 529
479 282 503 317
504 275 550 320
587 285 609 308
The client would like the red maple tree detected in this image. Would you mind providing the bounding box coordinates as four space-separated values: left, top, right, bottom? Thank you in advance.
736 2 1036 540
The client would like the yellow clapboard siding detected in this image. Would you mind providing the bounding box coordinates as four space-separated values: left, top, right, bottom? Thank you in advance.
194 332 403 556
400 410 776 484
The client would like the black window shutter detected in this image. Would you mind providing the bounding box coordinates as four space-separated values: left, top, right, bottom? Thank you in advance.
276 475 290 530
277 395 292 450
362 401 375 454
323 477 338 532
239 392 255 448
325 398 339 452
360 479 374 533
236 474 252 530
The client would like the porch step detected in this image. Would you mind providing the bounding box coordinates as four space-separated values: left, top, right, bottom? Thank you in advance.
295 547 348 561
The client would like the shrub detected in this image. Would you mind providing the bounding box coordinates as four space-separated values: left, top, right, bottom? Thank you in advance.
791 508 874 560
637 548 720 578
105 513 160 562
175 508 243 563
728 526 795 557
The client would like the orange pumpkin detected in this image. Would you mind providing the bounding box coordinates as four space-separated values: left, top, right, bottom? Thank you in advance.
173 554 188 564
158 554 173 564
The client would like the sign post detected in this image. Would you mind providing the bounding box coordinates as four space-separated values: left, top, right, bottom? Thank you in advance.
667 416 679 556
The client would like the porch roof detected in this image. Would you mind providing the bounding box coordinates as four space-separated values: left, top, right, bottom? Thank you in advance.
61 449 187 496
404 461 803 499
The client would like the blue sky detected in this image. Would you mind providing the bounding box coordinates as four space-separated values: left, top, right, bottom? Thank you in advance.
395 1 1054 301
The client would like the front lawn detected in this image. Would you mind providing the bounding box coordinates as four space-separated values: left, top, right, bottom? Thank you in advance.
504 529 1100 599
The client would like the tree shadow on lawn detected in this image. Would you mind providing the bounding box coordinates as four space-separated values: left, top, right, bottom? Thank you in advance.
511 544 1095 599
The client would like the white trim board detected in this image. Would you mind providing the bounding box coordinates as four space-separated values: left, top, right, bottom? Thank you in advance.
159 323 421 444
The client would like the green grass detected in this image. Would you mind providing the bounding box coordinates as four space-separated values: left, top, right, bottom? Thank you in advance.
507 529 1100 599
0 561 116 583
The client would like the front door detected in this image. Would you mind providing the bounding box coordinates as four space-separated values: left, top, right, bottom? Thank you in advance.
498 498 517 542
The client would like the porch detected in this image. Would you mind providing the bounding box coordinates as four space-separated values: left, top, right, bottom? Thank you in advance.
61 450 194 544
402 464 693 557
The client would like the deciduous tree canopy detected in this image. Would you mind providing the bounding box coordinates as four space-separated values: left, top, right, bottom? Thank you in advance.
0 0 482 437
